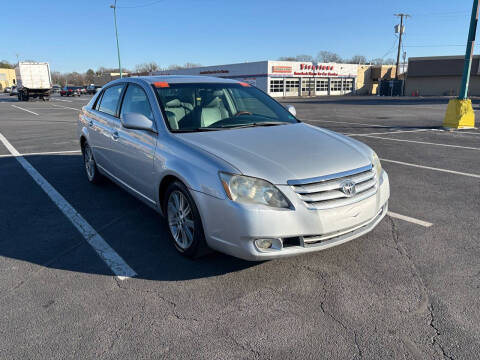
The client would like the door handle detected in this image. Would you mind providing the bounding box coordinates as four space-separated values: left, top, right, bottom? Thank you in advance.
88 120 93 127
112 131 119 141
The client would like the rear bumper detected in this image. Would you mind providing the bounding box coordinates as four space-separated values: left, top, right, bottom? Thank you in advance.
192 170 390 261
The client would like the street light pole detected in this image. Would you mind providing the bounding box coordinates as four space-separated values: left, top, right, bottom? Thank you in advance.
459 0 479 99
110 0 122 78
443 0 477 128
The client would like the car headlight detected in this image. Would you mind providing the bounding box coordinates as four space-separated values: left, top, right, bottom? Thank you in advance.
219 173 290 208
372 152 382 179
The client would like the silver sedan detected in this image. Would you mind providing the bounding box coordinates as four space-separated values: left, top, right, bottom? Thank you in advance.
78 76 389 261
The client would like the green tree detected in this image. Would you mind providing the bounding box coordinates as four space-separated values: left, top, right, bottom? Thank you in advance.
0 60 14 69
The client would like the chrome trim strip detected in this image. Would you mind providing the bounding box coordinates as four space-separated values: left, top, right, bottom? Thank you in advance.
305 186 378 210
97 164 157 204
287 164 373 186
293 171 376 195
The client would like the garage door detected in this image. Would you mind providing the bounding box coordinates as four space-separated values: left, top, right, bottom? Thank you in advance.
315 78 328 96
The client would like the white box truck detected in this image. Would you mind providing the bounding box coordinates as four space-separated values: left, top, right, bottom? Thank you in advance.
15 62 52 101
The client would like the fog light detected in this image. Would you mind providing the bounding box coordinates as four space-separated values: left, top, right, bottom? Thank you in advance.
254 238 283 251
255 239 273 249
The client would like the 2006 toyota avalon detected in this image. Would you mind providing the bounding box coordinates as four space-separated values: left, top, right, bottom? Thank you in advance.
78 76 390 261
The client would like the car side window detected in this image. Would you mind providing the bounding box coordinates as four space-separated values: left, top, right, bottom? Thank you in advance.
93 91 104 111
98 84 125 117
120 84 153 120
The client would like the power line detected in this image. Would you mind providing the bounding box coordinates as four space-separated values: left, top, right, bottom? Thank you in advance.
380 35 399 59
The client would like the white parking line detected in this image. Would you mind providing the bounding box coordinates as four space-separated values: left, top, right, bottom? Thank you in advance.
387 211 433 228
441 130 480 136
11 105 39 116
52 98 73 103
362 135 480 151
381 158 480 179
0 132 136 280
346 129 430 137
305 119 390 128
51 104 82 111
0 150 81 158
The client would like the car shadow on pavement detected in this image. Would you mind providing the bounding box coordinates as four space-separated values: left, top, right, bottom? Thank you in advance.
0 155 257 282
0 97 19 103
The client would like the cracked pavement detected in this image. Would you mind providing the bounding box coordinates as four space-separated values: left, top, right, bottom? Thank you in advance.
1 96 479 359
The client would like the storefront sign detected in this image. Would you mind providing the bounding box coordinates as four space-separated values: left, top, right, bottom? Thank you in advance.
294 71 339 76
300 63 335 71
295 63 338 76
272 66 292 73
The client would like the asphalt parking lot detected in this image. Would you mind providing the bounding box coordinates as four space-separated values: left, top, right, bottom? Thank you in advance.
0 93 479 359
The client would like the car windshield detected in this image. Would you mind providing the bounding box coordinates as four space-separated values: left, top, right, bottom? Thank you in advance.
154 83 298 132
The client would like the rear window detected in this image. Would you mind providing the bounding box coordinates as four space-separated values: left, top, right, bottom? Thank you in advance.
97 84 125 117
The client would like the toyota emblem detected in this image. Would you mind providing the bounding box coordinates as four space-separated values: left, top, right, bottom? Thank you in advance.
341 180 356 197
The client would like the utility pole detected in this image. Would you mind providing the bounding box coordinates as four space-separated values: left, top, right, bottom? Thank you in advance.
459 0 479 99
394 13 410 79
110 0 122 78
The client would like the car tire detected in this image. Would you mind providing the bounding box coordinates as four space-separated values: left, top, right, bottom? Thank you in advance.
164 181 210 258
82 142 102 184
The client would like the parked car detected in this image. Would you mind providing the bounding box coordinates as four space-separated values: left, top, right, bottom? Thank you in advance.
60 86 81 97
78 76 390 261
86 84 101 95
4 87 12 93
51 85 62 93
10 86 18 96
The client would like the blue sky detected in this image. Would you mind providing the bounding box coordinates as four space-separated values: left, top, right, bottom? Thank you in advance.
1 0 474 72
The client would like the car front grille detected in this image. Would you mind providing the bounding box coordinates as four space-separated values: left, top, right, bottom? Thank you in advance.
288 164 377 210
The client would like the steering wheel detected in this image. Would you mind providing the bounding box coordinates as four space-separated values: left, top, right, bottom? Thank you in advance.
234 111 252 117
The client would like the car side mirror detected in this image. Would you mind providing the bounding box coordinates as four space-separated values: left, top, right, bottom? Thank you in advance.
286 105 296 117
121 112 157 133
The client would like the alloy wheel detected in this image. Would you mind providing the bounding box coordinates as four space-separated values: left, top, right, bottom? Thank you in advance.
167 190 195 250
84 145 95 180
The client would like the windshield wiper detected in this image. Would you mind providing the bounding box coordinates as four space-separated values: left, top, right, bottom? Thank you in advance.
173 128 222 133
173 122 289 132
252 121 289 127
212 121 289 129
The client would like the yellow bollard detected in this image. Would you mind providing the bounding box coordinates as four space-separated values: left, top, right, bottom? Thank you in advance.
443 98 476 129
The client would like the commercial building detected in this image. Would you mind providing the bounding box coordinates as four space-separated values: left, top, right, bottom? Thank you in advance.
405 55 480 96
356 65 398 95
153 60 359 97
0 68 16 90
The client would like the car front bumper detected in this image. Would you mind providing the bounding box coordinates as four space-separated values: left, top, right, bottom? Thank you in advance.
192 170 390 261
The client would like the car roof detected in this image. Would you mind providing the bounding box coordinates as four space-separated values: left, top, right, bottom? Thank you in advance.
134 75 240 85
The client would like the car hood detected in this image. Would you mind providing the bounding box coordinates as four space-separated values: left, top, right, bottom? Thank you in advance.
177 123 372 184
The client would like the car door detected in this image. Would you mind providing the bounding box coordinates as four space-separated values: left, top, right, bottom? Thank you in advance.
88 83 125 174
109 83 157 204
